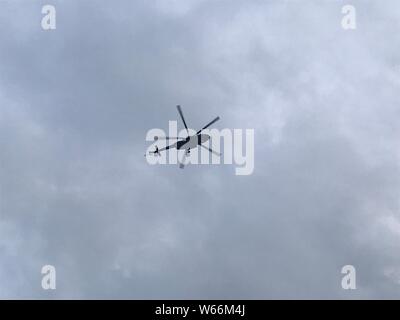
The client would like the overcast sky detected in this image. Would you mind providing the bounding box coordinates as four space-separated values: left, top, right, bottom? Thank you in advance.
1 0 400 299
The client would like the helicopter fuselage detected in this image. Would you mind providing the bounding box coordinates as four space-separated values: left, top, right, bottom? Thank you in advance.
176 134 210 150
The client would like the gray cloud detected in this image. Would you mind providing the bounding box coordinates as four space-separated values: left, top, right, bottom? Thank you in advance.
1 0 400 299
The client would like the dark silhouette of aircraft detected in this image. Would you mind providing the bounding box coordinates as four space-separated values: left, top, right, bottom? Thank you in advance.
146 105 221 168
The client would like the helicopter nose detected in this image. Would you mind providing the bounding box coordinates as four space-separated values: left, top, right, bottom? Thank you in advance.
201 134 211 142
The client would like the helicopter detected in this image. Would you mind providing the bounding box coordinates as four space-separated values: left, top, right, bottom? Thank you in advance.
146 105 221 169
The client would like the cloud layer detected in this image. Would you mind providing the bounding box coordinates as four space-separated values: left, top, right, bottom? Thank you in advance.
1 0 400 298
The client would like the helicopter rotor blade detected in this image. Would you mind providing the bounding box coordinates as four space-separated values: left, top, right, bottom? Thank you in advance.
153 136 185 141
196 116 220 135
178 149 190 169
177 105 190 136
200 144 221 157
